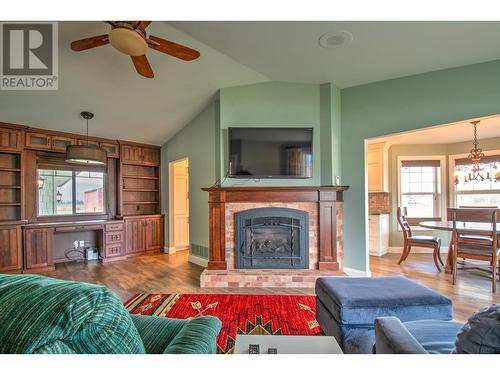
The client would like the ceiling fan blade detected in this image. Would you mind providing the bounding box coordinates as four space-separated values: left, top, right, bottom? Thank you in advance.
131 55 154 78
71 34 109 51
137 21 152 30
147 35 200 61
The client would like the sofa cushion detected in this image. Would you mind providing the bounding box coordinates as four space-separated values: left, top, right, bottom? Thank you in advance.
163 316 222 354
404 320 463 354
453 304 500 354
0 274 146 354
131 314 187 354
315 276 452 326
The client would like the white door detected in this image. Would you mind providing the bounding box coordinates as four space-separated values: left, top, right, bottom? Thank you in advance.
172 159 189 250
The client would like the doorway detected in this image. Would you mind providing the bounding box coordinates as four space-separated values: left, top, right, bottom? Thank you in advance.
168 158 189 253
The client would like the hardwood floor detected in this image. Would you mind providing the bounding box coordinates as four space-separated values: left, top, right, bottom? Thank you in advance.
49 250 500 322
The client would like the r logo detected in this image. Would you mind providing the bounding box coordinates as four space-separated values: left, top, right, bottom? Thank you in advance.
1 22 58 90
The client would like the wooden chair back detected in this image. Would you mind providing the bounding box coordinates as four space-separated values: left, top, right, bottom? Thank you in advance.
450 208 497 239
447 207 500 223
397 207 412 240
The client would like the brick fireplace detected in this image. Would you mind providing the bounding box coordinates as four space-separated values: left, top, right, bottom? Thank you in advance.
200 186 348 288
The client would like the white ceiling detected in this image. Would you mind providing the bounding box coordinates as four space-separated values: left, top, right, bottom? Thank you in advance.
172 21 500 87
369 115 500 145
0 21 268 145
3 21 500 144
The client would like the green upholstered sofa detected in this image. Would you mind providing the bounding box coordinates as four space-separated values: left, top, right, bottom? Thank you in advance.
0 274 221 354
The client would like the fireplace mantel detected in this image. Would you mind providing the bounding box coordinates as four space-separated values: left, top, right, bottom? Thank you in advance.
202 185 349 273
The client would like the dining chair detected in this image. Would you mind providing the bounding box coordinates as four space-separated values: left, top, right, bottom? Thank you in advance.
451 208 499 293
397 207 444 271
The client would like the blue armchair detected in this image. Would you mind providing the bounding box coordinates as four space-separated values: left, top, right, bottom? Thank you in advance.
375 304 500 354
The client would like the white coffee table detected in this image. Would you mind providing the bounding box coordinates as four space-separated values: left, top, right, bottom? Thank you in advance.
234 335 343 354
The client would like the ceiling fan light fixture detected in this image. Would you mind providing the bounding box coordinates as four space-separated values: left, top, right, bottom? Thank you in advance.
108 28 148 56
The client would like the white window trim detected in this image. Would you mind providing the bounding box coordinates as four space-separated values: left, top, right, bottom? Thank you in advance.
397 155 447 222
449 148 500 208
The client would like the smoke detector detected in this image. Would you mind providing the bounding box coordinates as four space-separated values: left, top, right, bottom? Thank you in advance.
318 31 353 48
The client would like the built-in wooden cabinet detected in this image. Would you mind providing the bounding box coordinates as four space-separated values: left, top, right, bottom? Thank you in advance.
24 227 54 271
0 152 22 222
0 122 163 272
0 225 23 273
120 142 160 166
25 131 52 150
145 216 163 250
367 142 389 192
26 131 76 153
368 214 389 256
120 142 161 216
0 126 24 152
125 215 163 254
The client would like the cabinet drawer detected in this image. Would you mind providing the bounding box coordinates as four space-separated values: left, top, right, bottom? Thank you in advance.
105 243 123 257
106 223 123 232
106 231 123 243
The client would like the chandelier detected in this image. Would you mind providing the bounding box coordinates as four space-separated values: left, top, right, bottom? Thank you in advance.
454 120 500 184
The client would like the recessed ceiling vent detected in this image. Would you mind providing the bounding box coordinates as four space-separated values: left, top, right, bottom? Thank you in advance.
318 31 353 48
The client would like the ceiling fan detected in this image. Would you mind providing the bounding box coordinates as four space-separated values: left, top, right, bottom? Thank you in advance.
70 21 200 78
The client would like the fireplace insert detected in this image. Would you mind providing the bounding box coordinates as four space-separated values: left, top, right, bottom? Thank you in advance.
235 207 309 269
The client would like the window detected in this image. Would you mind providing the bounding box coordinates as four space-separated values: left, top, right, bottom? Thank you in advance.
399 159 443 223
38 169 105 216
453 154 500 207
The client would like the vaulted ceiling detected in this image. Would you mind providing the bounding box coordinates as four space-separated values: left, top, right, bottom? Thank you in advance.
2 21 500 145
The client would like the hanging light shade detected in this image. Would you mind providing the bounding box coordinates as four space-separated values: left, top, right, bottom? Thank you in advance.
66 112 107 165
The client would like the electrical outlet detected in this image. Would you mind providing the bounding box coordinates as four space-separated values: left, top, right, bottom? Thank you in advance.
79 240 85 247
73 240 79 249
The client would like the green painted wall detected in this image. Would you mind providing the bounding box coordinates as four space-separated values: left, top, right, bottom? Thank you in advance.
341 59 500 272
320 83 342 184
219 81 327 186
161 99 220 257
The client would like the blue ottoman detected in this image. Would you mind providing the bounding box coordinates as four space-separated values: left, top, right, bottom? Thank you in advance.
315 276 453 354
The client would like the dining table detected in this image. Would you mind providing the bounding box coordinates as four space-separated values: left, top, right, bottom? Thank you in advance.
418 220 500 273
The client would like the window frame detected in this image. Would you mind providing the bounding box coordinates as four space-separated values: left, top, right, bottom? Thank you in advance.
397 155 447 225
36 169 107 218
449 149 500 208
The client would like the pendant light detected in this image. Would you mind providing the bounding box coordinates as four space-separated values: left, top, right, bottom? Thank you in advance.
66 112 107 165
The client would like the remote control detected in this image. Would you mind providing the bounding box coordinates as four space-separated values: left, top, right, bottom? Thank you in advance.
248 344 260 354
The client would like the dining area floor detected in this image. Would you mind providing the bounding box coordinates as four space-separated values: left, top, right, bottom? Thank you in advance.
370 252 500 322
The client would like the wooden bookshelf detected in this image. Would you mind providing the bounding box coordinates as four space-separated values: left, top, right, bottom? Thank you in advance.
0 152 22 222
121 163 160 216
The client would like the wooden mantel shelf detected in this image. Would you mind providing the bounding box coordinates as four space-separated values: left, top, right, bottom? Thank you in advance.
202 185 349 271
202 185 349 203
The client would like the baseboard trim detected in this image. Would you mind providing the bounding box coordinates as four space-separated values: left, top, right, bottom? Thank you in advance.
388 246 448 254
165 247 176 254
344 267 372 277
188 254 209 267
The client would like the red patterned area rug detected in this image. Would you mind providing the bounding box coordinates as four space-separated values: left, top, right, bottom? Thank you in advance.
124 294 323 354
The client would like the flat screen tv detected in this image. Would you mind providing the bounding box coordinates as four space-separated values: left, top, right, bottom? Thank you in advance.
228 127 313 178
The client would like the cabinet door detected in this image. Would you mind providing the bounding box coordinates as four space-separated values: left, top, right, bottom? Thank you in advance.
121 145 142 164
145 217 163 251
51 135 76 152
100 142 119 158
125 218 145 254
0 226 22 273
24 228 53 270
77 139 100 147
0 127 23 152
25 132 51 150
141 148 160 166
367 143 386 192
